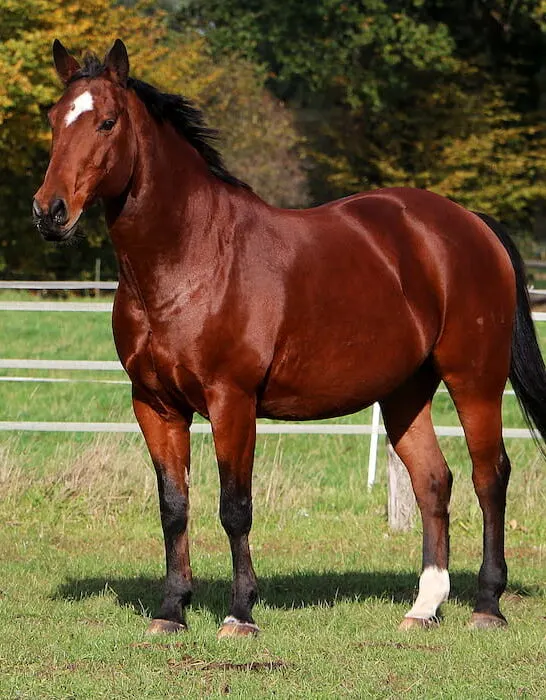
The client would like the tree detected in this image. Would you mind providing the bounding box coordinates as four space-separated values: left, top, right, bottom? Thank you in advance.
182 0 546 245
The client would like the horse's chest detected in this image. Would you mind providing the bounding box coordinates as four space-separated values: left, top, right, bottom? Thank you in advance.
113 295 209 415
125 331 210 415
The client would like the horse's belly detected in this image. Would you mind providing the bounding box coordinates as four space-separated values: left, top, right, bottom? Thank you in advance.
258 386 377 421
258 327 427 420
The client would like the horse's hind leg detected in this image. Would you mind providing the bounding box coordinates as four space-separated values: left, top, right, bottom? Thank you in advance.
443 381 511 628
380 362 453 629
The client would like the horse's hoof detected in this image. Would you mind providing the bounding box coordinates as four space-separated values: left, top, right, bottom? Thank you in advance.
217 617 260 639
468 613 507 629
147 618 187 635
399 616 439 631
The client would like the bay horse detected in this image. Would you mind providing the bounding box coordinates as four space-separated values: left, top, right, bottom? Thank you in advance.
34 39 546 637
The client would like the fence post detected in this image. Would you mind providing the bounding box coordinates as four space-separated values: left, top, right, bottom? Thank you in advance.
387 438 416 531
367 402 381 488
94 258 101 297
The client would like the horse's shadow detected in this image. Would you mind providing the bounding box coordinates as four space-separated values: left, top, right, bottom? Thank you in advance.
53 570 539 622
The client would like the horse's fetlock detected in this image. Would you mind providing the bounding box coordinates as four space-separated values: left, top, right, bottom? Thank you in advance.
478 560 507 597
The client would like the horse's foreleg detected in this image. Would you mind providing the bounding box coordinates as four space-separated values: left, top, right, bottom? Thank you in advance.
133 390 193 633
381 367 452 629
206 385 259 638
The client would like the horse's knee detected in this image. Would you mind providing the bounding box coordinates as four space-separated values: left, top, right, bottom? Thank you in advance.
156 469 188 537
220 489 252 537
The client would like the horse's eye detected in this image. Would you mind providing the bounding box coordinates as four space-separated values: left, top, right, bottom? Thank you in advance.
99 119 116 132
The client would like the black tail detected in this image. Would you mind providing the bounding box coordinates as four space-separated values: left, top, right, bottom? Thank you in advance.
475 212 546 454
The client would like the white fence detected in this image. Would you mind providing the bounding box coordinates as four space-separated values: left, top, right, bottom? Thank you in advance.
1 280 544 486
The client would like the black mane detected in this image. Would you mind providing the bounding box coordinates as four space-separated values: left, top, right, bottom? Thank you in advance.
68 53 251 190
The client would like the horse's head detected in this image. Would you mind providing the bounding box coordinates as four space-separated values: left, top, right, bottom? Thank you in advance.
33 40 136 242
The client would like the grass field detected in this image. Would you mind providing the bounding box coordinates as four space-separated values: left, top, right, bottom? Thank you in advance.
0 292 545 698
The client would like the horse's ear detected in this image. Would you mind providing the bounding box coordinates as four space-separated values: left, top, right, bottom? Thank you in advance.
104 39 129 87
53 39 81 85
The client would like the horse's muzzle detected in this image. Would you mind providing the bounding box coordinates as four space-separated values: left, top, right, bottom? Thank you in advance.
32 198 79 242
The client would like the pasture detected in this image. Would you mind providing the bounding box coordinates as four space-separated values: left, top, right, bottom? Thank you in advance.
0 293 544 699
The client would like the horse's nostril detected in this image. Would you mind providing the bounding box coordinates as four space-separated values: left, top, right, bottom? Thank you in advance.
50 198 68 226
32 199 43 219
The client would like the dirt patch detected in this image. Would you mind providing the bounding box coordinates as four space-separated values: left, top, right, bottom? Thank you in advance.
131 641 188 650
505 546 542 559
356 640 447 653
167 657 288 673
131 644 289 673
503 592 527 604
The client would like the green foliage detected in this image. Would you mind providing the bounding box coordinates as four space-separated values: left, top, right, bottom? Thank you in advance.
185 0 546 243
184 0 458 109
2 0 546 278
204 57 308 208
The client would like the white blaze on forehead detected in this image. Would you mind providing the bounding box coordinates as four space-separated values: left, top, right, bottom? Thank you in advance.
65 91 94 126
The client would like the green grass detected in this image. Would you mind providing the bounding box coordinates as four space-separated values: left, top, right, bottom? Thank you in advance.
0 295 545 698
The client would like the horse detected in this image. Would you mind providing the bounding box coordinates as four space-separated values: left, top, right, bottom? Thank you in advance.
34 39 546 638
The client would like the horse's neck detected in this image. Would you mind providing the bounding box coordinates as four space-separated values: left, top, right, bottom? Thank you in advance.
107 120 208 254
105 115 254 297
